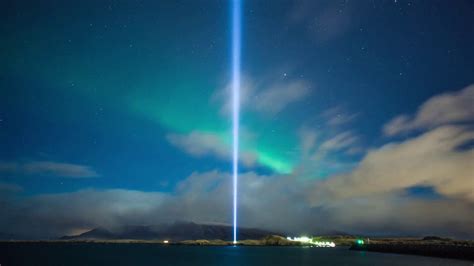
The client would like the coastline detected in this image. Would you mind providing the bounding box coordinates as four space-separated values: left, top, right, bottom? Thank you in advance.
2 235 473 261
350 240 474 261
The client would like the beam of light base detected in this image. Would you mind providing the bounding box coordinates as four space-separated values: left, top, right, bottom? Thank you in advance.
231 0 241 245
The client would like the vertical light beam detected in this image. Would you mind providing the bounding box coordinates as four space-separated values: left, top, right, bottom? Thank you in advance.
231 0 241 245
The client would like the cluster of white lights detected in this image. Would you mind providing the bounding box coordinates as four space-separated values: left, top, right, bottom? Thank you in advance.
288 236 311 243
287 236 336 248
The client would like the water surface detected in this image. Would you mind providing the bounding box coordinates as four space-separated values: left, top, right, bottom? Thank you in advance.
1 243 471 266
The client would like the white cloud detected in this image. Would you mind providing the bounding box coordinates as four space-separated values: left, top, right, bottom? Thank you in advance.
322 106 359 126
1 168 473 239
310 193 474 238
320 131 359 152
214 75 311 116
253 80 311 114
166 132 226 157
298 127 318 155
310 126 474 203
166 131 257 167
384 85 474 136
0 161 99 178
295 107 362 174
293 127 361 179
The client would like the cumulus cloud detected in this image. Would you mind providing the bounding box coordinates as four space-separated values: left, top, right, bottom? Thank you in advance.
0 161 99 178
384 85 474 136
1 167 473 239
0 170 328 238
311 193 474 238
310 126 474 203
166 131 257 167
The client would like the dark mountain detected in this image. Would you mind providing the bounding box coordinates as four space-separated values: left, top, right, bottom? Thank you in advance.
60 227 117 240
60 222 278 241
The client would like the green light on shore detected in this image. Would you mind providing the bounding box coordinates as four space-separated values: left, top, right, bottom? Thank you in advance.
356 239 364 245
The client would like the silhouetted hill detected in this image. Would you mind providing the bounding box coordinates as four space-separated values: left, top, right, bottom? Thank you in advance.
60 227 117 240
60 222 278 241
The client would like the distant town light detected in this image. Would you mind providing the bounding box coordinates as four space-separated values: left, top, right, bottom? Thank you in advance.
287 236 335 247
163 240 169 244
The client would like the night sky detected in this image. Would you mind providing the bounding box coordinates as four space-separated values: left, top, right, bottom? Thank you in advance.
1 0 473 239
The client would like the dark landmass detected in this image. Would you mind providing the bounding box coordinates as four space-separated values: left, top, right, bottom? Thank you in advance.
312 235 357 246
1 235 473 261
0 235 312 246
178 235 301 246
60 222 278 241
350 237 474 261
3 222 474 261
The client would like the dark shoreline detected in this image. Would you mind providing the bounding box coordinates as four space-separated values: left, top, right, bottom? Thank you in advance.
2 237 473 261
2 242 471 266
350 243 474 261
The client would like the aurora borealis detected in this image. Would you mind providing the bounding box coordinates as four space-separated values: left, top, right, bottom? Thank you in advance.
1 0 473 239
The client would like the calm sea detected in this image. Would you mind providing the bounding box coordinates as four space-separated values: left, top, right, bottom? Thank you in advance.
1 243 471 266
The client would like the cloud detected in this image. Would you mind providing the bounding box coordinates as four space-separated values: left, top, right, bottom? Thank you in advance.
0 189 168 237
1 168 473 239
310 126 474 203
166 131 257 167
296 107 362 172
252 80 311 114
322 106 359 126
166 132 226 157
214 75 311 116
309 193 474 238
384 85 474 136
298 127 318 155
320 131 359 152
2 86 473 239
0 161 99 178
294 126 361 178
0 170 323 238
